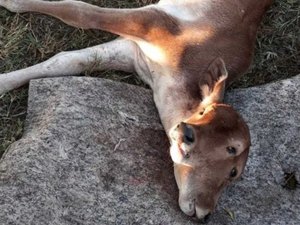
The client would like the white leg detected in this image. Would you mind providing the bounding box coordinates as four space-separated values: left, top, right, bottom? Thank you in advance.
0 39 136 94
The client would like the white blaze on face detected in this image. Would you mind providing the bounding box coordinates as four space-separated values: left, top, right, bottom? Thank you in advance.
170 143 183 164
136 40 167 64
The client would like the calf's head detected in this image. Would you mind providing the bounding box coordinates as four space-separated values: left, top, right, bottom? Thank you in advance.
169 58 251 221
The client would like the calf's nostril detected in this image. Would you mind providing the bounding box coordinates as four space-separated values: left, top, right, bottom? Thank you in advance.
191 211 196 218
202 213 211 223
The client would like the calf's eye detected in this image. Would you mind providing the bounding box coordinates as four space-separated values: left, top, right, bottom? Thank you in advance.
227 146 237 155
184 152 190 159
182 123 195 145
230 168 238 178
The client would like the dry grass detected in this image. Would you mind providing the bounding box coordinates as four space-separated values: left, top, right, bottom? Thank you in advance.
0 0 299 156
233 0 300 88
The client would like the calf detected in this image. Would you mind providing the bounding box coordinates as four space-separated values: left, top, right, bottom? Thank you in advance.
0 0 272 222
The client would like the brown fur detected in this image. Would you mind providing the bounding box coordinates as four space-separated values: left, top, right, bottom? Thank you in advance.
0 0 273 221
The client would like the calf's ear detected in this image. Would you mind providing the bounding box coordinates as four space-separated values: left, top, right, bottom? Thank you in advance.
200 57 228 108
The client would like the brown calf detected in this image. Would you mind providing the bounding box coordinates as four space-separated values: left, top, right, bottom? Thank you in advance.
0 0 272 222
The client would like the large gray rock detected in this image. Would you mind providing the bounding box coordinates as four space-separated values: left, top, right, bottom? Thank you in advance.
0 76 299 225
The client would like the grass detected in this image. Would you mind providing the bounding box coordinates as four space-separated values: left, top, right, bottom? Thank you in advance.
232 0 300 88
0 0 299 157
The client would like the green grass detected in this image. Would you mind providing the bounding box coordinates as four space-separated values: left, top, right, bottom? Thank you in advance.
0 0 299 157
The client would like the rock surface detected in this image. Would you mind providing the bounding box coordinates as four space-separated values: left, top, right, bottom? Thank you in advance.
0 76 299 225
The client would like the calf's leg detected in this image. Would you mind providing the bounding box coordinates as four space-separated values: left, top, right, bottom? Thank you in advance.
0 39 136 94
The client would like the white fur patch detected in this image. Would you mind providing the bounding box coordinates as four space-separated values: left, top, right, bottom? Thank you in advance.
170 144 183 164
196 206 210 219
157 0 213 22
136 40 167 64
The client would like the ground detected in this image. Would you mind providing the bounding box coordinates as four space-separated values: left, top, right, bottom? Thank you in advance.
0 0 299 157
